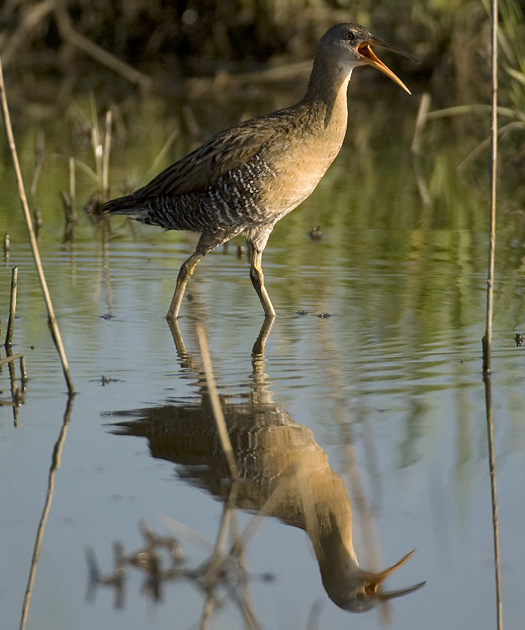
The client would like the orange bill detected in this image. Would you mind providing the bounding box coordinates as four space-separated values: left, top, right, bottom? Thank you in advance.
362 549 426 601
358 35 417 94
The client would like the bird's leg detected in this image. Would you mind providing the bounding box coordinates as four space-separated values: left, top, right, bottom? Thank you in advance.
252 315 275 358
167 230 238 320
248 243 276 318
166 251 203 321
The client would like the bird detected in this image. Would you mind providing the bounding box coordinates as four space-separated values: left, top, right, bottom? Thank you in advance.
101 23 416 320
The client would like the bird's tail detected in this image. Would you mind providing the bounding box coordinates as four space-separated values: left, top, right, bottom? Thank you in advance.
99 194 149 220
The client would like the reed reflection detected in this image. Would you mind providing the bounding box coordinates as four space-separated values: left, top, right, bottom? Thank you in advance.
111 319 425 613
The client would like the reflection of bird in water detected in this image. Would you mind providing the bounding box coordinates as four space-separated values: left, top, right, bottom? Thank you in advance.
110 321 424 612
101 24 415 320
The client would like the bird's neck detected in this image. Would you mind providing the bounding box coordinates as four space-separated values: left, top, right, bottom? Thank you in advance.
304 492 360 583
301 56 354 129
313 518 364 606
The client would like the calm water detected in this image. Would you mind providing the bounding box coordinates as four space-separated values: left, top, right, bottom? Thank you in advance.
1 92 525 630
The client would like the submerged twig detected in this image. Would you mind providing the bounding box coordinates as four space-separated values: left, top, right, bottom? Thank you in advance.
0 56 74 394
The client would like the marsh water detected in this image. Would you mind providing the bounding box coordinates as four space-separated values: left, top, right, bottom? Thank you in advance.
1 86 524 630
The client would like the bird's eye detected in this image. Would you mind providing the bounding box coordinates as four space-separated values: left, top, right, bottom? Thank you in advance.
345 31 355 41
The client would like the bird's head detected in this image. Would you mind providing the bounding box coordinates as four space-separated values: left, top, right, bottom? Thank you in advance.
323 549 426 613
319 23 417 94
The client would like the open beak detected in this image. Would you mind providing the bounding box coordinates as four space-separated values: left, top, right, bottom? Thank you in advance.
358 35 417 95
363 549 426 600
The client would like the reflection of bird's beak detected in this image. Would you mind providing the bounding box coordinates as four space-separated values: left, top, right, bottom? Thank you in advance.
358 35 417 95
363 549 426 600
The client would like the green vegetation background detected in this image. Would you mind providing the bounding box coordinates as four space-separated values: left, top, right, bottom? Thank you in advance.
0 0 523 112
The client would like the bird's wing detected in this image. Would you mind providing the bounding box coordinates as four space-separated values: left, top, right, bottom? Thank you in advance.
133 117 282 198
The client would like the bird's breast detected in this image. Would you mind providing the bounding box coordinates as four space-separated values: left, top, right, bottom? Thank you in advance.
259 128 345 218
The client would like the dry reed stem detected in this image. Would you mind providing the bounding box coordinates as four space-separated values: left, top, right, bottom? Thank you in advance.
5 266 18 348
3 234 10 260
426 103 516 119
19 395 74 630
0 56 74 394
411 92 432 207
159 514 215 552
30 128 45 198
69 156 76 212
483 371 503 630
20 355 28 392
54 5 152 89
0 0 56 68
0 400 18 408
61 156 78 243
411 92 431 154
195 322 239 479
0 352 24 367
306 599 323 630
230 476 289 556
484 3 503 629
458 120 523 172
483 0 499 373
91 110 103 186
102 110 112 200
141 128 180 184
60 190 76 242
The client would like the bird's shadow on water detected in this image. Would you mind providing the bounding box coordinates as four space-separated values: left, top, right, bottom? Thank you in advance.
91 317 425 623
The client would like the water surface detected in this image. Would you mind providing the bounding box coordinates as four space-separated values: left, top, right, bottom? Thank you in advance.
1 93 524 630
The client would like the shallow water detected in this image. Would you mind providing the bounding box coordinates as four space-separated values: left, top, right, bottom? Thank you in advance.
1 93 525 630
